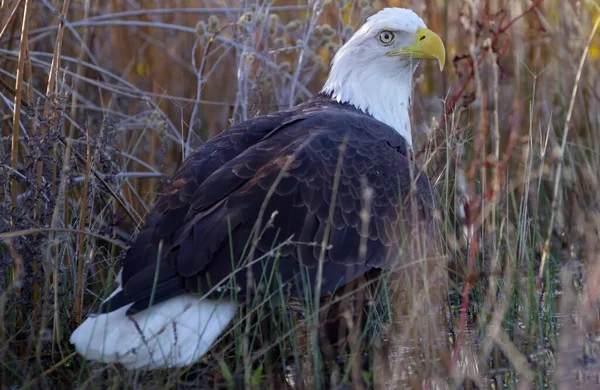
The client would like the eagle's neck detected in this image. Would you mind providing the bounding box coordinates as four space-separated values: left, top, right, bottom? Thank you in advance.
321 59 415 147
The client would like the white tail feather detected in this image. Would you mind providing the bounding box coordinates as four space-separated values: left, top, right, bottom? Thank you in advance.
70 279 236 370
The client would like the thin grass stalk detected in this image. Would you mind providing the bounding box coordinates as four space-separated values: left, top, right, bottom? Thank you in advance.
351 185 373 385
9 0 31 314
0 2 24 372
4 0 31 374
491 49 500 242
188 23 240 156
538 16 600 280
50 88 73 345
287 0 324 107
312 136 347 388
0 0 22 43
24 45 34 185
23 34 47 370
10 0 30 229
75 121 91 322
40 0 71 200
31 0 71 347
453 0 486 372
0 0 21 79
485 52 502 381
239 134 317 385
68 0 91 141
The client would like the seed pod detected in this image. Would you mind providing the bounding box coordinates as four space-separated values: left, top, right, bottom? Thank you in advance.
150 110 162 124
207 15 219 33
273 37 287 49
243 52 256 66
195 21 207 38
312 55 325 70
325 42 339 53
319 36 331 47
320 24 335 37
279 61 291 73
269 14 279 30
238 11 254 25
269 24 278 37
286 20 302 34
313 25 323 38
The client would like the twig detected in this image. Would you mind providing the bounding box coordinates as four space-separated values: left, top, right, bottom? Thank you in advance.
187 23 240 157
80 6 310 22
0 0 22 42
288 0 322 107
69 171 166 183
0 227 128 249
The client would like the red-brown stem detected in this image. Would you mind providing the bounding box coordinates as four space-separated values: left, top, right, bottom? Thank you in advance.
435 0 545 132
446 1 543 368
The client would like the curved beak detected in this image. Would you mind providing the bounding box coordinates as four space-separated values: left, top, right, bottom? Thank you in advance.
386 27 446 71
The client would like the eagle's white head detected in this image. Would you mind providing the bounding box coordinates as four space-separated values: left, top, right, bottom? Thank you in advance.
321 8 445 148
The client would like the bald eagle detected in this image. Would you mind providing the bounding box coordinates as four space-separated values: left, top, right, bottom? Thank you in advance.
70 8 445 370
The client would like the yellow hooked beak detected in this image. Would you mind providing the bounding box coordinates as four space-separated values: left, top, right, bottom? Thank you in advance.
386 27 446 71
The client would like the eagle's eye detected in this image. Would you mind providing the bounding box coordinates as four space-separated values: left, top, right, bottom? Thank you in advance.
378 30 395 44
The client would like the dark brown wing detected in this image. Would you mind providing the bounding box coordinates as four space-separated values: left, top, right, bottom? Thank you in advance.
101 97 434 314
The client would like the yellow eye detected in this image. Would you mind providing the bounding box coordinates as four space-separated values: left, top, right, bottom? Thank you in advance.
379 30 394 44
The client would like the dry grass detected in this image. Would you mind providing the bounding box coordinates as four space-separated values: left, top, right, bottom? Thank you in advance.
1 0 600 388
